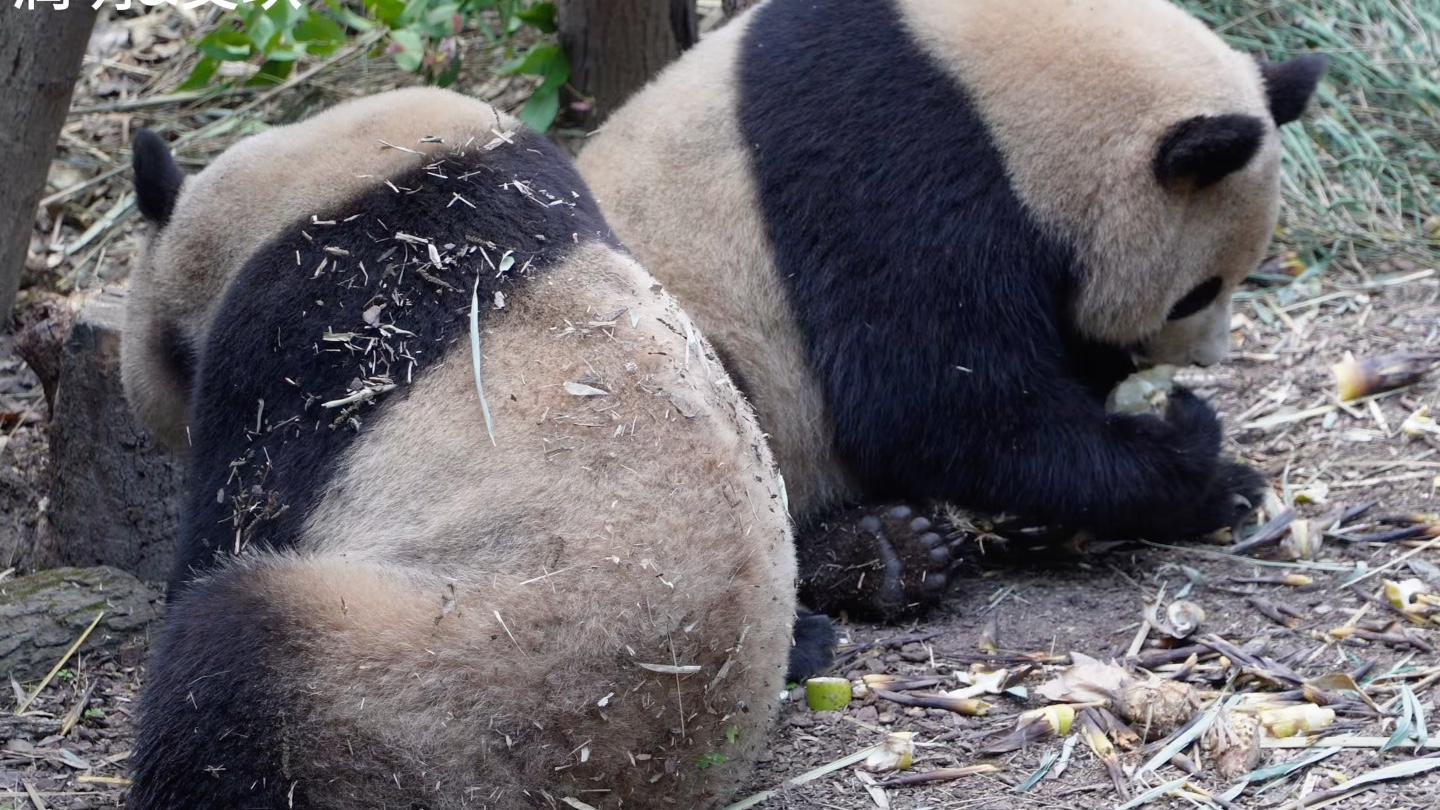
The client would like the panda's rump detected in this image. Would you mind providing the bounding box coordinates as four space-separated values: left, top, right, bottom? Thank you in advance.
139 239 796 808
141 537 781 808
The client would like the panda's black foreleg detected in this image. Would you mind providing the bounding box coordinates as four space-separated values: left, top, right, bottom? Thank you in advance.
794 503 963 623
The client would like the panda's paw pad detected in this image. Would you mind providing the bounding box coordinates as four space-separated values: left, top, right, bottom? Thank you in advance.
797 503 959 622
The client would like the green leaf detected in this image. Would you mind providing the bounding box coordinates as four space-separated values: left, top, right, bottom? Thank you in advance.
388 29 425 72
238 2 267 30
197 29 254 62
519 83 559 132
399 0 435 26
246 12 279 51
180 56 221 90
294 14 347 44
696 752 726 770
422 2 462 32
514 1 556 33
260 46 302 62
322 0 374 31
250 58 297 86
263 0 306 31
365 0 407 27
501 42 568 86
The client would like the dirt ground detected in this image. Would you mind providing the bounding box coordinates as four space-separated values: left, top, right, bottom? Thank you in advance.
4 7 1440 810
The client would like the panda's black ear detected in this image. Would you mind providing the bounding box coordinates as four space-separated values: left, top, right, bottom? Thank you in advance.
1154 114 1265 191
1259 55 1326 126
133 129 185 227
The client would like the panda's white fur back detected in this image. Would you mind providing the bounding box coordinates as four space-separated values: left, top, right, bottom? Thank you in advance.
125 88 797 809
574 15 855 517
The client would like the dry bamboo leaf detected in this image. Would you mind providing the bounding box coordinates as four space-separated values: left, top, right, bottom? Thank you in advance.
469 277 496 446
1278 518 1322 560
946 668 1008 700
1079 709 1128 799
724 745 885 809
1272 756 1440 810
636 663 701 675
863 674 944 692
564 382 610 397
872 764 1002 789
1035 652 1130 704
872 688 990 716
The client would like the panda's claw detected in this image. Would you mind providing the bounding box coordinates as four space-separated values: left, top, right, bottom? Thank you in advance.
797 502 961 622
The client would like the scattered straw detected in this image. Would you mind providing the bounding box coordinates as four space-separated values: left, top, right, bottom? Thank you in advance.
1340 532 1440 587
723 745 885 810
14 611 103 715
1271 754 1440 810
22 780 48 810
470 275 497 446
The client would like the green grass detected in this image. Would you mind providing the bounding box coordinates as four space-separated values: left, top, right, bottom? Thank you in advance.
1176 0 1440 274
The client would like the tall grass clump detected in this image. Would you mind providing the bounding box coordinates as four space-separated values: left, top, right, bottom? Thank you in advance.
1177 0 1439 274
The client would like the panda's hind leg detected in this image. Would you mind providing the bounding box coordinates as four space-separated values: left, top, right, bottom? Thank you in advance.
786 607 838 682
796 503 963 623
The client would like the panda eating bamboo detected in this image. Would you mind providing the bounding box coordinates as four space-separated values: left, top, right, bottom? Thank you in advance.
578 0 1326 617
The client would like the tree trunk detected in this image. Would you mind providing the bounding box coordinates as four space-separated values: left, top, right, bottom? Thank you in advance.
0 5 98 323
557 0 696 125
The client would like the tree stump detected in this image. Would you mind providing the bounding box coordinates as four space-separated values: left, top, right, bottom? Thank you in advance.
0 566 162 682
40 287 181 582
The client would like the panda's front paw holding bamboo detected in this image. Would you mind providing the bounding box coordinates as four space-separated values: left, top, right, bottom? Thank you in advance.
795 503 961 622
1155 388 1264 538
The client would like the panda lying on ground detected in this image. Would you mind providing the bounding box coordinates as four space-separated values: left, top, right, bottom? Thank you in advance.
123 87 827 810
578 0 1325 618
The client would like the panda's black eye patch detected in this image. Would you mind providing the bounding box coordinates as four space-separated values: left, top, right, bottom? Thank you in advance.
1168 277 1223 320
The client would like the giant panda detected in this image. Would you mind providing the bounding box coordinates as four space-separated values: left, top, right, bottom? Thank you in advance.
577 0 1325 615
121 87 826 809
